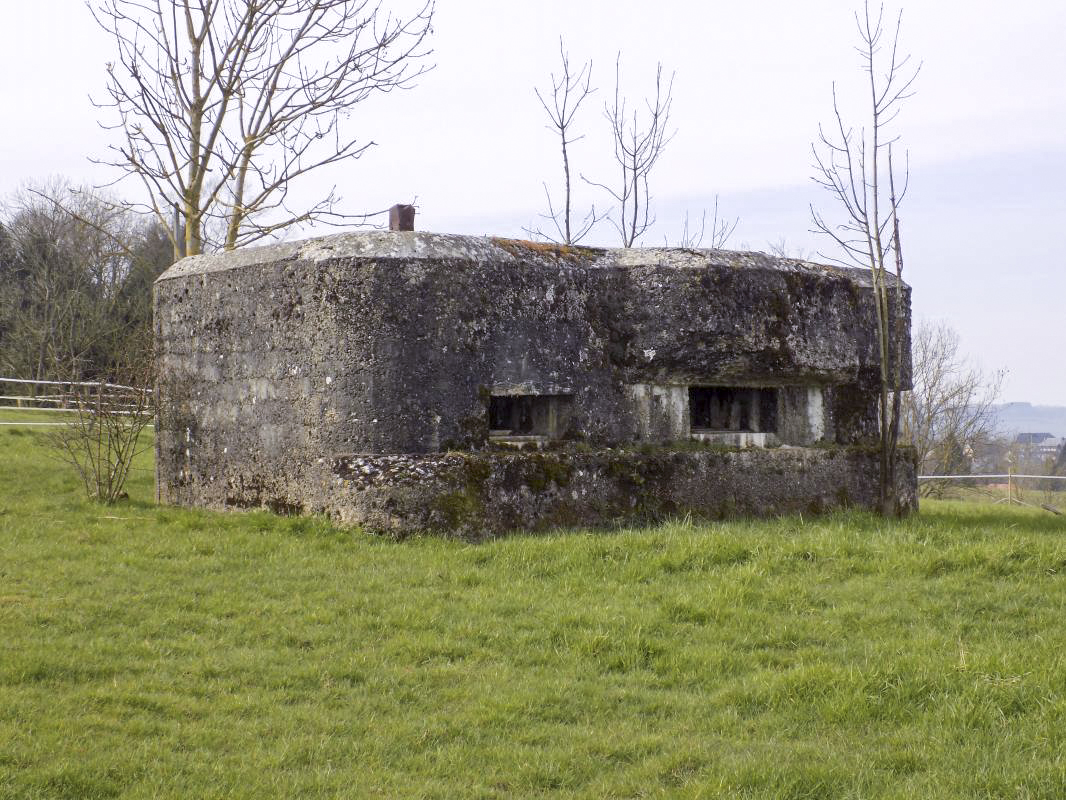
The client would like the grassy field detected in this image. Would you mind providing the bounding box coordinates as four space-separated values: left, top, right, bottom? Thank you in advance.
925 482 1066 514
0 408 82 423
3 417 1066 798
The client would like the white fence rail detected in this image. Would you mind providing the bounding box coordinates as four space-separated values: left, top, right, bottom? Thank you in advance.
919 473 1066 513
0 377 148 392
0 377 153 419
920 474 1066 482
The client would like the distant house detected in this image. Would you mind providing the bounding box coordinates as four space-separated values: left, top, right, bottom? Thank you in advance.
1015 432 1056 446
1014 433 1065 464
1044 439 1066 462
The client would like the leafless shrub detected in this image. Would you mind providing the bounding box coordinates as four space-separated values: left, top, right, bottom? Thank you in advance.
669 197 738 249
47 339 154 503
766 238 813 261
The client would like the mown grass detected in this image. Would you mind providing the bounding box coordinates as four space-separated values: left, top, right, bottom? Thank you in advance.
0 408 82 423
2 420 1066 798
930 482 1066 513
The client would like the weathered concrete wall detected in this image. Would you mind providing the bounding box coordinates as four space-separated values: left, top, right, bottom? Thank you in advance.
154 232 915 534
614 248 910 387
327 446 918 539
160 444 916 539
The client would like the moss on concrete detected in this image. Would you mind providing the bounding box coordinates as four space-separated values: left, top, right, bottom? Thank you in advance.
490 237 605 264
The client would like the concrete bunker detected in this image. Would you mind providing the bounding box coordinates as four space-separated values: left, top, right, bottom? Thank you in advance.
153 231 916 538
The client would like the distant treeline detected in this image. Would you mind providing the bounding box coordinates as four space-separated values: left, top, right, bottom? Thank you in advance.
0 182 173 383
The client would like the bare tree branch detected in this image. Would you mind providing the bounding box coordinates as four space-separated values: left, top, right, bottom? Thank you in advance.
524 38 604 245
92 0 435 258
583 54 675 247
766 238 813 261
667 197 738 249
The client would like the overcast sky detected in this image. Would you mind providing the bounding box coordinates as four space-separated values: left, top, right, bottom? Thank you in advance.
1 0 1063 402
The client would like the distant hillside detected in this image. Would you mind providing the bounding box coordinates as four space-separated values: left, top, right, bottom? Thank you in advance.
992 403 1066 439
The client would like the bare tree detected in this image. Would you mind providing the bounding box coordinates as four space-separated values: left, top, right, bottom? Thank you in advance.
810 1 920 515
586 56 676 247
525 39 601 245
0 181 170 383
93 0 435 259
901 320 1003 493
